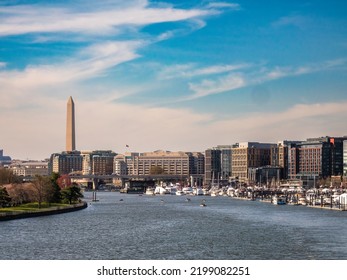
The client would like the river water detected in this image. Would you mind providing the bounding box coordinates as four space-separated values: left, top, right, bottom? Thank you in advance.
1 192 346 260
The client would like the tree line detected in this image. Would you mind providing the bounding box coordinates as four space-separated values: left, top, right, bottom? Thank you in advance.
0 169 83 208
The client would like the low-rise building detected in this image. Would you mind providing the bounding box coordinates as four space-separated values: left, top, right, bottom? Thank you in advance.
10 161 49 177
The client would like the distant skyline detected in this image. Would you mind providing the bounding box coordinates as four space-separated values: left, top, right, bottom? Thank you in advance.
1 0 347 160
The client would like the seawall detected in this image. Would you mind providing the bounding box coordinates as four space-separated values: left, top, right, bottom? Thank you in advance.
0 202 88 221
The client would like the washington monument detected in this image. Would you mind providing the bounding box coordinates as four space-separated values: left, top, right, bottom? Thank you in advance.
66 96 76 151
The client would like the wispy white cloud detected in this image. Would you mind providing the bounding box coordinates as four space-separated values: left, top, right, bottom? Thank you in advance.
0 40 144 90
265 58 347 80
0 1 213 38
206 2 240 10
181 58 347 101
272 15 311 29
187 73 246 100
0 62 6 68
158 63 250 79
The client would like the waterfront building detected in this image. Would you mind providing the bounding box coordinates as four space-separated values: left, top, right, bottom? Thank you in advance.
187 152 205 187
287 136 347 183
113 154 127 175
217 145 233 181
124 150 190 176
10 161 49 177
271 140 302 179
204 145 234 186
248 166 282 186
187 152 205 176
90 150 116 175
82 150 117 176
204 148 221 186
0 149 11 166
231 142 276 183
66 96 76 152
344 140 347 178
49 151 83 175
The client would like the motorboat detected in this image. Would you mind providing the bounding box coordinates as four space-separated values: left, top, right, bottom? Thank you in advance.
182 187 194 195
176 190 184 196
298 197 307 206
145 187 155 195
194 188 204 196
165 186 177 195
272 195 286 205
154 186 169 195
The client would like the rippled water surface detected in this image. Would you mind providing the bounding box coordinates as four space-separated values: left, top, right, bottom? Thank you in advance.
1 192 347 260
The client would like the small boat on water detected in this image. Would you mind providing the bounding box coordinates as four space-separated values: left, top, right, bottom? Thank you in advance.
145 188 155 195
200 199 207 207
176 190 184 196
272 195 286 205
298 197 307 206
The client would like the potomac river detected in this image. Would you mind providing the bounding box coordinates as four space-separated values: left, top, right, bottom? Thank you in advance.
1 191 347 260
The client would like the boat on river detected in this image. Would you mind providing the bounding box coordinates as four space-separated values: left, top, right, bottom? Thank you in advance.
272 195 286 205
145 188 155 195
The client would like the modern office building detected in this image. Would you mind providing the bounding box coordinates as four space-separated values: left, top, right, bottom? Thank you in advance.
271 140 302 179
66 96 76 152
344 140 347 178
231 142 276 182
248 165 282 186
287 136 347 181
187 152 205 176
204 148 221 186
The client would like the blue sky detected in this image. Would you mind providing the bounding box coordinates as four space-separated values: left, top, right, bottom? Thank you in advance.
0 0 346 159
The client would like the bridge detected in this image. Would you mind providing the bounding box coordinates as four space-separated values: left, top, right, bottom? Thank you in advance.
69 173 204 190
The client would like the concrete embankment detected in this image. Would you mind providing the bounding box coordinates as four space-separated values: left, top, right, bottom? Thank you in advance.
0 202 88 221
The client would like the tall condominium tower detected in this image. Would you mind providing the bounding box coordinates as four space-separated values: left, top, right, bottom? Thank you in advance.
66 96 76 152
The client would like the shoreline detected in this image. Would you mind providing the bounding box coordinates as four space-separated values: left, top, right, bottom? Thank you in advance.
0 202 88 221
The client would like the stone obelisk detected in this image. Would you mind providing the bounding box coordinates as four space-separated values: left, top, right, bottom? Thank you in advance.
66 96 76 152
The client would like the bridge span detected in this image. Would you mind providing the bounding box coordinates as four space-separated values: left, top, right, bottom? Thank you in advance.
69 173 204 190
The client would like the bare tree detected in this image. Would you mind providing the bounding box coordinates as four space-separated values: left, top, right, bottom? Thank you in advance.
31 175 51 208
7 183 34 206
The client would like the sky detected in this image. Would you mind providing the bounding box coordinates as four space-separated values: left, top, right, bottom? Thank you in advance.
0 0 347 160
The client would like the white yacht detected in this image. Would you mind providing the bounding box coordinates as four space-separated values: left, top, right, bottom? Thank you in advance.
154 186 169 195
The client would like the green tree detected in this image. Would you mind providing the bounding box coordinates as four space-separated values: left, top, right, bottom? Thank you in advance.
61 184 83 204
0 187 11 208
49 172 62 203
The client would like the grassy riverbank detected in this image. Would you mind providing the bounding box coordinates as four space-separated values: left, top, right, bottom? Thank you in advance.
0 202 70 213
0 201 87 221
